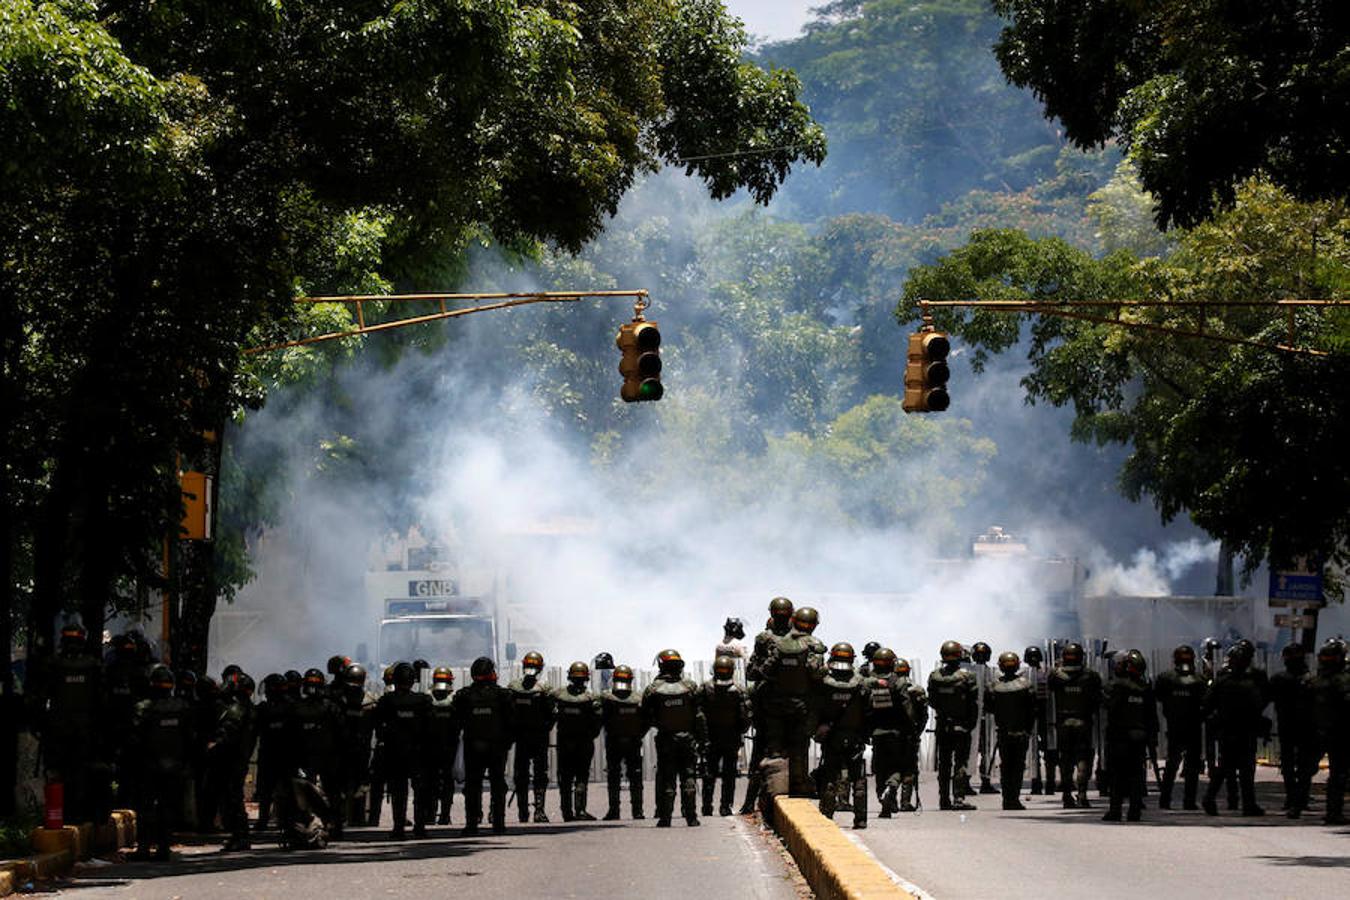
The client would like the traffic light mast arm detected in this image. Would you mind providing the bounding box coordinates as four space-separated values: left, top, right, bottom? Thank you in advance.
914 299 1350 357
245 290 649 354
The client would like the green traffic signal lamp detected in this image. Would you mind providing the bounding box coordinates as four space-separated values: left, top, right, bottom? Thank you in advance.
617 320 663 402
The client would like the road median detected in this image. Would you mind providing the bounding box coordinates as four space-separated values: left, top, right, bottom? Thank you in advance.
771 797 917 900
0 811 136 897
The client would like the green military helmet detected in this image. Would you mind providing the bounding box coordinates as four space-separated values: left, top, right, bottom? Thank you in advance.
343 663 367 689
392 661 416 688
1317 638 1346 671
302 667 326 695
432 666 454 688
870 647 897 674
382 664 395 686
261 672 284 699
713 655 736 681
939 640 963 662
791 606 820 634
327 654 350 678
998 651 1021 674
1060 642 1085 668
234 672 256 699
522 650 544 675
827 641 855 674
894 657 912 678
148 664 175 694
1123 648 1147 678
613 664 635 684
657 648 685 677
971 641 992 664
470 656 497 682
568 661 590 683
769 596 794 621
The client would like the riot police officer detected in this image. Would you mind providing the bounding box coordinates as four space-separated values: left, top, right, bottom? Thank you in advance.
366 664 396 826
335 663 376 829
813 643 869 828
927 640 978 810
1102 650 1156 822
376 661 432 839
254 673 291 830
1202 643 1268 817
760 607 825 797
643 649 704 827
1154 644 1205 810
740 597 795 812
39 623 104 822
969 641 998 795
1311 639 1349 825
507 650 556 823
1048 642 1102 809
1023 645 1054 795
1269 643 1316 817
988 651 1036 810
212 671 257 851
453 657 514 836
602 664 647 820
426 667 459 825
867 650 927 816
555 661 602 822
129 665 193 860
701 655 750 817
104 633 148 809
291 668 344 836
858 642 881 679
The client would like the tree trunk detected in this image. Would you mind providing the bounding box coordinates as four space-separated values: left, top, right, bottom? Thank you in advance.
1214 540 1235 596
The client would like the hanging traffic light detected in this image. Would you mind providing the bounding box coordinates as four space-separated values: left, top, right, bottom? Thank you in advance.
902 329 950 412
616 319 663 402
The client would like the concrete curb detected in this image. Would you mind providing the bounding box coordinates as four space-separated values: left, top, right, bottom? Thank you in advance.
771 797 916 899
0 810 136 897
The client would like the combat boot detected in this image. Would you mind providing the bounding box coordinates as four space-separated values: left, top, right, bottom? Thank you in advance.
899 783 916 813
1076 789 1092 809
533 787 550 824
604 783 622 820
574 782 596 821
1061 790 1077 809
1030 777 1043 795
516 783 530 823
1045 769 1057 796
979 776 998 795
631 785 645 820
878 786 896 818
701 779 715 818
491 794 507 834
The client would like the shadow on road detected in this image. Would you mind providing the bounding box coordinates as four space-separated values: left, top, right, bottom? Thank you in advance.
54 822 626 891
1253 855 1350 868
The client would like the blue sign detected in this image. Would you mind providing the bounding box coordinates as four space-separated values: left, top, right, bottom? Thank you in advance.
1268 570 1323 604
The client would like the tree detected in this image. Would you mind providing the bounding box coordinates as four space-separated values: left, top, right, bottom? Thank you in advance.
992 0 1350 228
2 1 826 668
899 181 1350 588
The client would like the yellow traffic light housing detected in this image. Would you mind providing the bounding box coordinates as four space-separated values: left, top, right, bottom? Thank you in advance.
903 329 950 412
616 319 663 402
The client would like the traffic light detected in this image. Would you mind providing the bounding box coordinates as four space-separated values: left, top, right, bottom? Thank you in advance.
616 319 663 402
902 328 950 412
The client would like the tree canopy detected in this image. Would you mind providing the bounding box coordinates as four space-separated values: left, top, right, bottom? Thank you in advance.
992 0 1350 228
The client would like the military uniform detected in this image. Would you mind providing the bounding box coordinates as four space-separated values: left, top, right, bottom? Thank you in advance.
104 649 147 809
759 630 824 796
988 666 1037 810
336 688 376 828
1154 662 1206 810
700 677 750 816
212 689 257 849
1202 661 1268 816
253 689 292 828
129 689 193 858
1102 668 1156 821
1048 661 1102 808
290 689 344 833
426 691 459 824
866 670 926 815
740 618 791 812
554 683 602 821
642 672 705 825
506 674 556 822
601 686 648 819
813 670 869 827
375 686 432 837
1269 658 1316 816
38 646 104 822
453 676 514 834
927 661 978 809
1311 653 1349 825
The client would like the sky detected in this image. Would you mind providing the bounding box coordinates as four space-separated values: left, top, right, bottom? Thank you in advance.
724 0 817 42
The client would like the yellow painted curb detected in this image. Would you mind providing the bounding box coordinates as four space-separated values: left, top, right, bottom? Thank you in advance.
30 826 77 857
772 797 916 900
0 851 73 897
0 868 15 897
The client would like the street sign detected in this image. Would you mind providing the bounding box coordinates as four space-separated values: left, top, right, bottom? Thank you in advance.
1273 613 1315 629
1268 558 1324 606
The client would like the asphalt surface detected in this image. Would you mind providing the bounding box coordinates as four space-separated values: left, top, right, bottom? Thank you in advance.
49 784 802 900
853 770 1350 899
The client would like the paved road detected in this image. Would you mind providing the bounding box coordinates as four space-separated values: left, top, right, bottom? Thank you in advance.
854 772 1350 899
51 785 802 900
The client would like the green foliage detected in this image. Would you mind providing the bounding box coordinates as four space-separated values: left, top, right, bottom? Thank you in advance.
899 180 1350 586
761 0 1064 220
992 0 1350 228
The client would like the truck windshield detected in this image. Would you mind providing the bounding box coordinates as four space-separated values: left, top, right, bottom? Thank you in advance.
380 618 493 667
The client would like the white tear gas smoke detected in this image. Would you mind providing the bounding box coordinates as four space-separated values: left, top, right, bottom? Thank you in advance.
214 178 1223 678
1082 539 1221 598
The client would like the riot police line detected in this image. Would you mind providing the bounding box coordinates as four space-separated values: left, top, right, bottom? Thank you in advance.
23 599 1350 859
